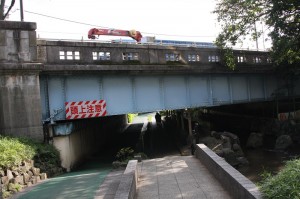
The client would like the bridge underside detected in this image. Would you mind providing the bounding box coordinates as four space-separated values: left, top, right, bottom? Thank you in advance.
40 74 300 122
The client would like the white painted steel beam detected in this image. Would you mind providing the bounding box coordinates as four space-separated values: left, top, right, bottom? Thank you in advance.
40 74 285 121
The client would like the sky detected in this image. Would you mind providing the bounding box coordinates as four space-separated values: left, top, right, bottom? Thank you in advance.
6 0 219 41
6 0 268 49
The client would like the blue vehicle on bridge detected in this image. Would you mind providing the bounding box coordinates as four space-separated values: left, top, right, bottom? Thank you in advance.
111 37 216 48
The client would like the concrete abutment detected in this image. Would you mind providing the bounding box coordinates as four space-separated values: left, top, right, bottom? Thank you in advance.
0 21 43 141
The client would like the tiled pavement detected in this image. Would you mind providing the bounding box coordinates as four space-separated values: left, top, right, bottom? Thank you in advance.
135 155 232 199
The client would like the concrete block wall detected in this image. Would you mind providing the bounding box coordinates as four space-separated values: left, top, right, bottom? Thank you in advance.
114 160 138 199
195 144 262 199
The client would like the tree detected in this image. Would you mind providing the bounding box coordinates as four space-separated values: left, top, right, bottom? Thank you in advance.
0 0 16 20
214 0 300 69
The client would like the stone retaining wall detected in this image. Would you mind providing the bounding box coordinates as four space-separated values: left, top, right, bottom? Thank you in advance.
0 160 47 198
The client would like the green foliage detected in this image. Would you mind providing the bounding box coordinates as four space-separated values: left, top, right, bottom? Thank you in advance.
214 0 300 68
0 136 35 168
221 48 236 70
33 142 61 175
259 158 300 199
113 148 148 168
115 147 134 162
127 113 138 123
2 191 11 198
0 136 61 174
8 183 22 192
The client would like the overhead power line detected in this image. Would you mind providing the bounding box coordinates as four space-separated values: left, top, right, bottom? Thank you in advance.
23 10 109 28
22 9 217 38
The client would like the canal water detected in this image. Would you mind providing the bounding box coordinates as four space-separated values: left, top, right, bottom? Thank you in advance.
238 147 300 183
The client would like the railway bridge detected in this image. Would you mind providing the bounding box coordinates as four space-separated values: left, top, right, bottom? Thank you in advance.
1 21 300 171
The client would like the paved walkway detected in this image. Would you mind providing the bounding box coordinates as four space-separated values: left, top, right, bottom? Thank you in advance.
13 155 232 199
136 155 232 199
13 160 112 199
94 169 124 199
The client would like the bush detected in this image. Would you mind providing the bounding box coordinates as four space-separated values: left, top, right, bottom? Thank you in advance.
32 142 61 176
0 136 35 168
0 136 61 175
115 147 134 162
113 148 149 169
259 158 300 199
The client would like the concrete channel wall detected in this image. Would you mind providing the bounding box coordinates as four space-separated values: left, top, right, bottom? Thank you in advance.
51 115 127 171
195 144 262 199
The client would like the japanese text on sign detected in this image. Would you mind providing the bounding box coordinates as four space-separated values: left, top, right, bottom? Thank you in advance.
65 100 107 120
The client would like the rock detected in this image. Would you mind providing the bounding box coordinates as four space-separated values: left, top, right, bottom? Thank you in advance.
0 169 4 177
23 160 34 169
36 176 41 183
26 181 32 187
19 166 28 174
27 171 34 177
222 148 234 155
222 149 239 166
6 170 13 180
39 173 47 180
31 176 37 184
12 171 20 177
200 136 222 149
211 131 221 139
232 143 241 151
1 176 9 185
30 167 40 176
275 135 293 150
237 157 249 165
10 176 24 185
23 173 30 184
246 132 263 148
222 131 240 144
221 135 232 149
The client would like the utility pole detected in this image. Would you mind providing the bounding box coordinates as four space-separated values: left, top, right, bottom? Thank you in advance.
20 0 24 21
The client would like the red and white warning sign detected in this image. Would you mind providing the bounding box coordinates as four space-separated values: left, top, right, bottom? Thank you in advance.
65 100 107 120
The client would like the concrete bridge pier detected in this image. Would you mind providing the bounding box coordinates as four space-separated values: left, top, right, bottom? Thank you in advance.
0 21 44 141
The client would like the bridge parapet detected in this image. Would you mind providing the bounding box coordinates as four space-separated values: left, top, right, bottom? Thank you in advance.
37 40 273 74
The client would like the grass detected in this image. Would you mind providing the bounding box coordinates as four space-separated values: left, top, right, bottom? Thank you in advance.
0 136 61 172
259 158 300 199
0 136 35 168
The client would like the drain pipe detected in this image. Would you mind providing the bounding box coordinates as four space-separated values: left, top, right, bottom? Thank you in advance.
42 108 64 143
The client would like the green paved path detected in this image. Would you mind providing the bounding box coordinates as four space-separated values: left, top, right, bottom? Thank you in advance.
16 159 111 199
